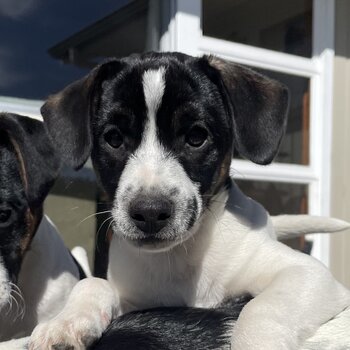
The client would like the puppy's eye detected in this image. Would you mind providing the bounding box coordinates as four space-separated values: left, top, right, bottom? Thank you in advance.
0 209 11 225
104 129 123 149
186 126 208 148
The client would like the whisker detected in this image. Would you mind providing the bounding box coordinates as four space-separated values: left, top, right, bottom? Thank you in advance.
9 283 26 321
78 210 112 226
95 216 113 253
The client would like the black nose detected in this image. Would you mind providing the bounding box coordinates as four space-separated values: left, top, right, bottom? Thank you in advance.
129 196 173 234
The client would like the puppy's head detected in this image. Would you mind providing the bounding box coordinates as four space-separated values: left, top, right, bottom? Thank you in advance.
0 113 60 312
41 52 289 252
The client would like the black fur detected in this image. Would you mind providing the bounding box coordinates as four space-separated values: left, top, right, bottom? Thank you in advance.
0 113 60 208
205 56 290 165
41 52 289 200
91 295 252 350
0 113 60 282
0 131 27 281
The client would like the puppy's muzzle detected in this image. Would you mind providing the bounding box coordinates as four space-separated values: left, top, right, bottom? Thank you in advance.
129 195 173 235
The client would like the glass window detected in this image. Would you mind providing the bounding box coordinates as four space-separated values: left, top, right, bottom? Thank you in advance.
257 69 310 165
44 167 98 267
0 0 153 100
234 68 310 165
235 180 308 215
235 179 309 252
202 0 313 57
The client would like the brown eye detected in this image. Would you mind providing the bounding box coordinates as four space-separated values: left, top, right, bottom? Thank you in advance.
0 209 11 225
186 126 208 148
104 129 123 149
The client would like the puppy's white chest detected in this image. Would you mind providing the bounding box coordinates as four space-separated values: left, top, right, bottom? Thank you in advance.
108 238 225 312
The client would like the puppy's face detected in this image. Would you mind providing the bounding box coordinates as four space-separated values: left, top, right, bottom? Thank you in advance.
42 53 289 252
0 114 60 313
91 59 234 250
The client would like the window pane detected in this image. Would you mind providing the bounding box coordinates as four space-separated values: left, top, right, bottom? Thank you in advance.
235 180 310 252
203 0 313 57
235 180 308 215
0 0 153 100
44 167 98 267
233 69 310 165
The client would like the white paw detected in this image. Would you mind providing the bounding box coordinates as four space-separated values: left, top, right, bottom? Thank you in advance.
29 308 111 350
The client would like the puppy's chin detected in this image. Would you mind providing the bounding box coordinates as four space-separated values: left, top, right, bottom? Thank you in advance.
125 237 180 253
112 223 197 253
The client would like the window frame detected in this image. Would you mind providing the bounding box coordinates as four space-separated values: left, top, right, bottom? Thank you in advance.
0 0 335 265
160 0 335 265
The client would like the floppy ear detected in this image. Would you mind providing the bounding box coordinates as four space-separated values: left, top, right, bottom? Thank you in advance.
41 59 123 169
206 55 290 165
0 113 61 208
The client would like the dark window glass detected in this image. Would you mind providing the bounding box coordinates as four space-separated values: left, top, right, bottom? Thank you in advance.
235 180 310 252
0 0 152 100
203 0 313 57
234 68 310 165
44 167 98 267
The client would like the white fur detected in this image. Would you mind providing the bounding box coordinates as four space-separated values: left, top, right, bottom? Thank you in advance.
71 246 92 278
29 185 350 349
272 215 350 239
0 336 29 350
0 215 81 342
0 255 11 315
112 68 202 250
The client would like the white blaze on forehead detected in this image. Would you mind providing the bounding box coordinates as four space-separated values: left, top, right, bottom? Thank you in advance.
142 67 166 120
141 67 166 148
128 67 167 187
113 68 203 236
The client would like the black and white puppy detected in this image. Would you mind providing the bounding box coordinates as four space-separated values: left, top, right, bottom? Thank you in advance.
30 52 350 350
0 113 89 345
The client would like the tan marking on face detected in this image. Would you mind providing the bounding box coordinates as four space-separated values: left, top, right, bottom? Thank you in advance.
208 151 232 197
8 135 28 194
20 208 41 256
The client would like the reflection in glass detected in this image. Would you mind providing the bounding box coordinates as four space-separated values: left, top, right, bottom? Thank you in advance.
235 179 309 252
233 68 310 165
44 167 98 267
0 0 152 100
203 0 313 57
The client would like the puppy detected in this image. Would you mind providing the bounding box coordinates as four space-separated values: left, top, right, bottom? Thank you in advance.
91 294 350 350
30 52 350 350
0 113 88 343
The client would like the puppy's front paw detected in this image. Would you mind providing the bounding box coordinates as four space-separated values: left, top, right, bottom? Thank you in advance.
29 308 111 350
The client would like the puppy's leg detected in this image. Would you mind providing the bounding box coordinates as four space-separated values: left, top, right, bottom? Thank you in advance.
29 278 118 350
302 306 350 350
229 243 350 350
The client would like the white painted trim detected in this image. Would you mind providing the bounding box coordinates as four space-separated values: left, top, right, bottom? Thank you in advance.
199 36 320 77
231 161 316 184
160 0 201 54
0 96 43 120
307 0 335 266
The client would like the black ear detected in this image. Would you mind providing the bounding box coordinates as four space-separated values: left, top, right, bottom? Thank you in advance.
41 59 123 169
206 55 290 165
0 113 61 208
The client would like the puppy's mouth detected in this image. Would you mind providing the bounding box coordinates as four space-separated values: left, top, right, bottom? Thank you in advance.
125 235 179 252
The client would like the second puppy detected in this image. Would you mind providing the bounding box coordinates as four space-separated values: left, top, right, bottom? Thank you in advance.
0 113 88 342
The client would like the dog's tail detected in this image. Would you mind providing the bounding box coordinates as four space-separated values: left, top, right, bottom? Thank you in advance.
272 215 350 240
71 246 92 278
